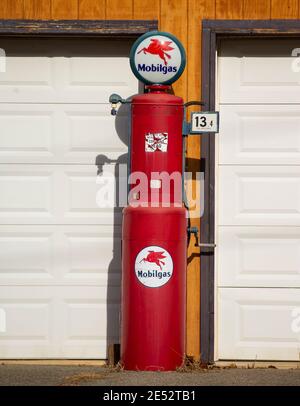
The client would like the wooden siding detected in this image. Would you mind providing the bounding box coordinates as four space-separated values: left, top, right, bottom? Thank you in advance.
1 0 300 361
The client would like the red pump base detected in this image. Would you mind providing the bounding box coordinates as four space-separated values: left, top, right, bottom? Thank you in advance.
121 206 187 371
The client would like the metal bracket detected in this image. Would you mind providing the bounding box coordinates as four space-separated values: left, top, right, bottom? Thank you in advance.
109 93 131 115
182 120 191 136
184 101 205 108
182 101 203 137
182 101 219 136
187 227 216 249
197 243 216 248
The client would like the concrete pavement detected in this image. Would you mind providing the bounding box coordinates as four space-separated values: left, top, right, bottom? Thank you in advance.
0 364 300 386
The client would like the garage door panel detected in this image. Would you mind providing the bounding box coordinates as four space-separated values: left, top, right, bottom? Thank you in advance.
0 108 53 161
0 225 121 286
0 294 53 358
0 104 129 164
218 288 300 360
0 38 138 103
58 56 137 104
219 105 300 165
217 38 300 361
218 227 300 288
64 229 121 284
63 167 111 223
64 106 129 163
67 55 136 88
219 166 300 225
62 165 123 225
63 301 119 341
0 286 119 358
219 38 300 103
0 56 137 103
0 165 124 224
1 55 52 86
0 37 135 358
0 167 55 222
0 229 54 283
0 298 51 340
60 299 119 359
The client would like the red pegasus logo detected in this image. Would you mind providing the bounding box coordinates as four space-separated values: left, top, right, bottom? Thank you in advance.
140 250 166 270
138 39 174 66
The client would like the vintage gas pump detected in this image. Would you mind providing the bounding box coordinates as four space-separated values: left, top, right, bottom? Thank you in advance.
109 31 219 371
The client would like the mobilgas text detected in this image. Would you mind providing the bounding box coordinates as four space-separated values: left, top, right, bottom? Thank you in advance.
137 63 177 75
137 270 171 279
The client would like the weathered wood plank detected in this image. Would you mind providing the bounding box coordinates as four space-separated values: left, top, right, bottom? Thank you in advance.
188 0 215 102
0 0 24 18
271 0 298 18
24 0 51 19
0 19 157 36
244 0 271 18
216 0 243 18
160 0 188 99
106 0 133 19
133 0 160 19
52 0 78 19
78 0 105 19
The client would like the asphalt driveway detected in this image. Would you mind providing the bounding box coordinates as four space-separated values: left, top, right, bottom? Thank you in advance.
0 364 300 386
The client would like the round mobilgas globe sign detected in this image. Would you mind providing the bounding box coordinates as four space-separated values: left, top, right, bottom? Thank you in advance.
130 31 186 85
135 246 173 288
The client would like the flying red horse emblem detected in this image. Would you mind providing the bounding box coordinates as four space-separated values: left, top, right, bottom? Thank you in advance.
138 39 174 66
140 250 166 270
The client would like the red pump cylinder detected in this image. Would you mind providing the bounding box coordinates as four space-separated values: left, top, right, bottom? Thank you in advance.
121 206 187 371
121 86 187 371
129 86 184 206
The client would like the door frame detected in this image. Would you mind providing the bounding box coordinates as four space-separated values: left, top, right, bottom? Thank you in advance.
201 19 300 364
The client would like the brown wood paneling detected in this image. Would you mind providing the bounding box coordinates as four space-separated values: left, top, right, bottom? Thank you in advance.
79 0 105 19
24 0 51 19
133 0 160 19
186 0 215 361
216 0 244 18
160 0 188 99
106 0 133 19
0 0 24 18
188 0 215 103
52 0 78 19
244 0 271 18
271 0 299 18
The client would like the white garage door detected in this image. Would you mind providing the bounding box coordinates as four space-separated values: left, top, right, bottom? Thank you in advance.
0 38 138 358
217 38 300 360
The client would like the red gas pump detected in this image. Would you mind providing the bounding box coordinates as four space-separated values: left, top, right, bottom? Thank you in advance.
109 31 187 371
122 83 187 371
109 31 218 371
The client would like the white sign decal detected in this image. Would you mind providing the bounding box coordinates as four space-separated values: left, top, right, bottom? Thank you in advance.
145 132 168 152
135 246 173 288
191 112 219 133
